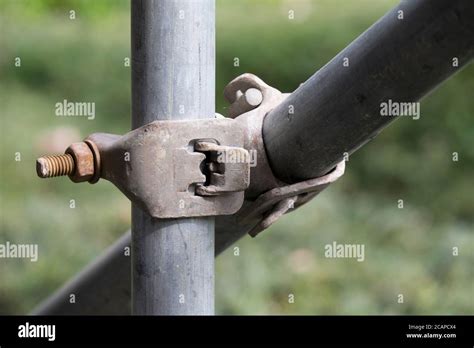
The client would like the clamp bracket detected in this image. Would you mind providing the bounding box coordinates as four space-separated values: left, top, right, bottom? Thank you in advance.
86 118 250 218
222 74 345 236
36 73 345 229
239 161 345 237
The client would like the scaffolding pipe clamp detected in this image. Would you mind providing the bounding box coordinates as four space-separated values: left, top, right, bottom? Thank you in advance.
36 74 344 233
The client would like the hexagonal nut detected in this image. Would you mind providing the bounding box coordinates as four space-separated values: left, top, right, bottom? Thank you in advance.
66 142 95 182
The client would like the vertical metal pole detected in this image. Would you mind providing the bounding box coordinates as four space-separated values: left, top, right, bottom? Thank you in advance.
131 0 215 315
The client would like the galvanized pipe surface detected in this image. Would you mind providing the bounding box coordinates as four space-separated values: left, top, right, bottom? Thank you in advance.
131 0 215 315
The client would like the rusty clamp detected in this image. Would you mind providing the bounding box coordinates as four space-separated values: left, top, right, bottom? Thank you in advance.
36 73 344 227
37 118 251 218
223 74 345 237
87 119 252 218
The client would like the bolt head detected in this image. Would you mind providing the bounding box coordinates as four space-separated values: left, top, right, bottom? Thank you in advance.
66 142 95 182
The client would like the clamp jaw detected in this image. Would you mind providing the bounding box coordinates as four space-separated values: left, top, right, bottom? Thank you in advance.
36 74 344 236
222 74 345 236
85 118 250 218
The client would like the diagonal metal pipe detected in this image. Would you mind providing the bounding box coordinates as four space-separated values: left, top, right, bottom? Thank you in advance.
263 0 474 182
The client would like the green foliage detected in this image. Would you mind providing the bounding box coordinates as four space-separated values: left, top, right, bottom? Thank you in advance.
0 0 472 314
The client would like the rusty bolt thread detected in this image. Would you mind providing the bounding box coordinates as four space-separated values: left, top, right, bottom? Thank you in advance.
36 154 75 178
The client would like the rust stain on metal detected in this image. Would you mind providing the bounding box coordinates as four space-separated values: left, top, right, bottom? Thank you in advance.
65 142 95 183
36 141 99 183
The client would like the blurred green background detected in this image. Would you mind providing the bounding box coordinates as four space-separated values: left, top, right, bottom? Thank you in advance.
0 0 472 315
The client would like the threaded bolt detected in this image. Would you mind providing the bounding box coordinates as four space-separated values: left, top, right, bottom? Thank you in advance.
36 154 75 178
